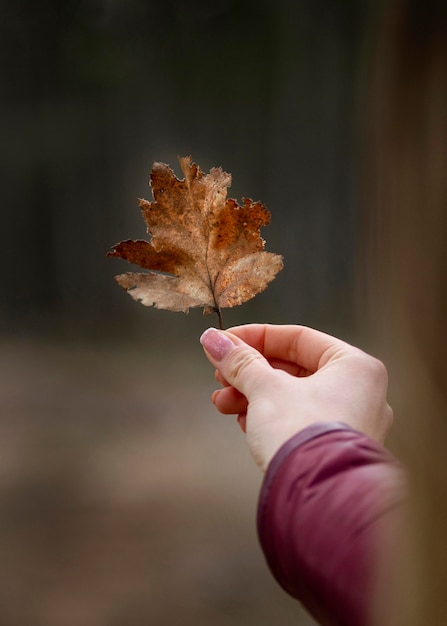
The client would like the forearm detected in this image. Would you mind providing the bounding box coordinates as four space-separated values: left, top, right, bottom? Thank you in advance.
257 423 406 626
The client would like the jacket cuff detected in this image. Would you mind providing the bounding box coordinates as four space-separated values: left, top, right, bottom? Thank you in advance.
260 422 356 503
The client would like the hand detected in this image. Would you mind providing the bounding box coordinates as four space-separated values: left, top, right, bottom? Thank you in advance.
200 324 393 471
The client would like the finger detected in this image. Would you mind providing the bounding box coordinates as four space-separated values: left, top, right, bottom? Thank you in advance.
237 413 247 433
226 324 354 373
215 369 230 387
212 386 248 415
268 357 311 378
216 359 305 384
200 328 274 399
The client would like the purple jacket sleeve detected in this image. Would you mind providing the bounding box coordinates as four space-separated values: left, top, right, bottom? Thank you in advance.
257 423 406 626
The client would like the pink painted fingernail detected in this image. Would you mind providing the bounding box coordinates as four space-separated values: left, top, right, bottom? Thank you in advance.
200 328 235 361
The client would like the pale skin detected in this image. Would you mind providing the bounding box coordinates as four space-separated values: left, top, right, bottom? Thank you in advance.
200 324 393 472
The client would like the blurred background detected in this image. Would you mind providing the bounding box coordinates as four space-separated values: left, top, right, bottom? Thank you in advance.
0 0 393 624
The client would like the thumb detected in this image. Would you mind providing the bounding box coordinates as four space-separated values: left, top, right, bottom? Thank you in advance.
200 327 271 399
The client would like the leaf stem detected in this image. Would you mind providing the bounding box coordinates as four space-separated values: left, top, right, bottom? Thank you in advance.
215 307 224 330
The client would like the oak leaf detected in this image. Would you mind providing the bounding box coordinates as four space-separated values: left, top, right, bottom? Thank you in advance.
107 156 283 327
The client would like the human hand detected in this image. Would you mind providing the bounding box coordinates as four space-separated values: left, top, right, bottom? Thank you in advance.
200 324 393 471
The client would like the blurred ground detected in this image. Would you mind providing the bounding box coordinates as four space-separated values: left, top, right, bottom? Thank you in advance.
0 329 316 625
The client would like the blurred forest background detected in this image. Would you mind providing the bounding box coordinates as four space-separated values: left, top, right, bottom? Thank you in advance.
0 0 386 624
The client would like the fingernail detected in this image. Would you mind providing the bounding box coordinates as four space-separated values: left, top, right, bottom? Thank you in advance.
200 328 235 362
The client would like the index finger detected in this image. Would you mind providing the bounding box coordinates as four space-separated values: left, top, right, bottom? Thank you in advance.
225 324 355 374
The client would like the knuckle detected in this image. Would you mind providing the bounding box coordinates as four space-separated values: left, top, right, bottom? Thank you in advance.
355 352 389 385
368 355 388 381
227 349 263 384
385 403 394 430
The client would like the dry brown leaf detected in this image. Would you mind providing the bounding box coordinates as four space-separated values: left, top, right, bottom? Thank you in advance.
107 156 283 327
